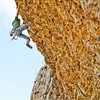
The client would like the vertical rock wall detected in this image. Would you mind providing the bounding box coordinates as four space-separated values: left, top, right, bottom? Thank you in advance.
15 0 100 100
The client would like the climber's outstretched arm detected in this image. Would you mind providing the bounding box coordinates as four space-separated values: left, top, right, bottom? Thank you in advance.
16 3 20 18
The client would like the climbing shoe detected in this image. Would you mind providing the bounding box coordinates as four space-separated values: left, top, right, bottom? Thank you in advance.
97 37 100 41
26 44 33 49
34 30 38 35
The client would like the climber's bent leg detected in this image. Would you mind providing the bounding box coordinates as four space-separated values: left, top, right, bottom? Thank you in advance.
18 33 29 40
20 25 30 31
28 26 38 35
19 24 38 35
17 33 32 49
26 38 32 49
28 23 39 35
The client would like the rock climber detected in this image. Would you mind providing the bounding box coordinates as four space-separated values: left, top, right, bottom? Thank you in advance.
10 3 38 49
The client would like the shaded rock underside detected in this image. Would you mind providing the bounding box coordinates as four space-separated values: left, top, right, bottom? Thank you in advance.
15 0 100 100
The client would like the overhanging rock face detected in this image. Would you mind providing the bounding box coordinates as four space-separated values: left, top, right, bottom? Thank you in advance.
15 0 100 100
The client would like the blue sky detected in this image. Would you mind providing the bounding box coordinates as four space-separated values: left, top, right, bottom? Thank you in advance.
0 0 45 100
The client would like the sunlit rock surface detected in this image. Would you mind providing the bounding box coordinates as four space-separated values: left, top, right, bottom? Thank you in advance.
15 0 100 100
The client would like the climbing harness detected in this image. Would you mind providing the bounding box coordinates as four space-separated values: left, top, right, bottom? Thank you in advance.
11 28 18 41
